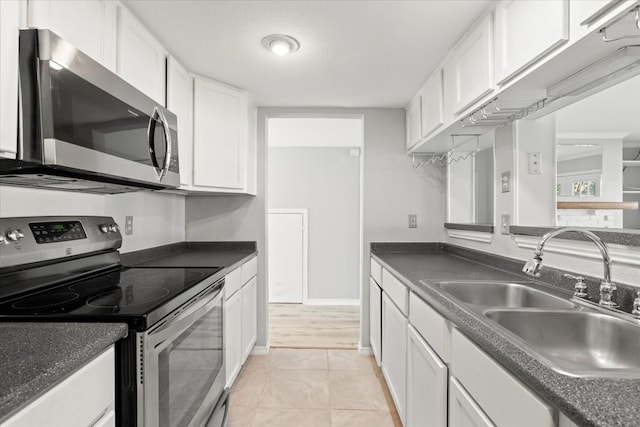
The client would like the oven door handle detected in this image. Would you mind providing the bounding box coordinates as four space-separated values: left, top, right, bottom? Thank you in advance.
148 286 222 348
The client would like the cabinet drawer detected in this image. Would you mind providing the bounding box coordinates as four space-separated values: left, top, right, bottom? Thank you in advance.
409 292 450 363
382 268 408 316
451 329 556 427
370 257 382 285
225 267 242 299
4 347 115 427
241 256 257 284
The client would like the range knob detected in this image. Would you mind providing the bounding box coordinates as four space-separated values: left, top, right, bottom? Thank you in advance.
6 229 25 242
108 223 120 233
0 235 7 245
99 224 110 233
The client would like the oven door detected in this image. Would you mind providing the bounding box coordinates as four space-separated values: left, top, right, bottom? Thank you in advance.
140 280 225 427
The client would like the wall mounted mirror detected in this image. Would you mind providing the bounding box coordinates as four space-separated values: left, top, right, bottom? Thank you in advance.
553 74 640 229
447 132 494 226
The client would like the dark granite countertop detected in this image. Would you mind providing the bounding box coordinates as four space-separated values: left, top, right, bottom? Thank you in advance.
0 322 127 423
121 241 257 271
371 243 640 427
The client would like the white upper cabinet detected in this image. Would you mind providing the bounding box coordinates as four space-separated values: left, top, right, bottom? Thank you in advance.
445 13 494 115
27 0 117 71
166 57 193 187
494 0 569 85
116 5 166 104
420 69 444 139
0 0 23 159
405 94 422 150
193 78 248 190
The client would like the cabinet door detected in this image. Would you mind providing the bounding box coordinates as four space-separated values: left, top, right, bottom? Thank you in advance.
28 0 116 71
3 347 115 427
241 276 257 361
494 0 568 85
421 69 444 138
446 13 494 115
193 78 248 190
369 278 381 366
449 377 495 427
0 0 22 159
224 289 242 387
406 325 447 427
381 293 407 424
116 5 166 104
405 94 422 150
167 56 193 187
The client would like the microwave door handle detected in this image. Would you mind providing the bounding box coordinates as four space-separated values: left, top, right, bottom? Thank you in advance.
147 289 222 348
156 108 172 179
147 107 171 180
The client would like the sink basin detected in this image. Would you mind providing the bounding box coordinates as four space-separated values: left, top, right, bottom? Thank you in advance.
436 281 575 309
486 309 640 378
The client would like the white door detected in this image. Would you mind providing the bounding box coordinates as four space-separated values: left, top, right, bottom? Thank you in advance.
268 210 306 303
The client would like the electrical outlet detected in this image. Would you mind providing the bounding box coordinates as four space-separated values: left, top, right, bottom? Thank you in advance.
409 214 417 228
501 171 511 193
125 216 133 235
528 152 541 174
501 214 510 235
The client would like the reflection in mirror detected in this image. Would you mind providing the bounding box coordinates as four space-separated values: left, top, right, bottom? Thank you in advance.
556 144 602 198
555 73 640 229
447 133 494 225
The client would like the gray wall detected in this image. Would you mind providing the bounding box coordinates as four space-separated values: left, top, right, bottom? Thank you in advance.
269 147 360 301
475 147 494 224
557 155 602 174
185 107 446 350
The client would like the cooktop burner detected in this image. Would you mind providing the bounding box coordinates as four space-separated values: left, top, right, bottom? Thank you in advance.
12 292 80 309
87 286 170 308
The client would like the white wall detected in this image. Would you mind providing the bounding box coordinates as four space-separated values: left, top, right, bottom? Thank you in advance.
184 107 446 350
0 186 185 253
269 147 360 301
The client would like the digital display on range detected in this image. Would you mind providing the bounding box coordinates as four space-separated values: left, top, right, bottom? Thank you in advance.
29 221 87 244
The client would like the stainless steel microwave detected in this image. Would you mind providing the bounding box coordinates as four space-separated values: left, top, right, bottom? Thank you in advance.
0 29 180 193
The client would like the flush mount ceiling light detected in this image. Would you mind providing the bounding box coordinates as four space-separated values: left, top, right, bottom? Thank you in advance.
262 34 300 56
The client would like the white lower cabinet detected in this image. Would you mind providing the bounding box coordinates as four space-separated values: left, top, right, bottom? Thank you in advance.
4 346 115 427
369 277 382 366
381 293 407 425
224 288 242 387
224 256 258 387
406 325 447 427
449 377 495 427
241 276 257 360
451 328 556 427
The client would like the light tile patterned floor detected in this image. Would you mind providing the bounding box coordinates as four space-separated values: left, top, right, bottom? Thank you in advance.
228 349 402 427
269 304 360 349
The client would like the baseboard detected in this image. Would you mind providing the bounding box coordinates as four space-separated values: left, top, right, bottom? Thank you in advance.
251 345 270 355
358 344 373 355
305 298 360 306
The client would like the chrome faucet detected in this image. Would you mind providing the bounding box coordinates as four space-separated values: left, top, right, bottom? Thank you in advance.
522 227 617 309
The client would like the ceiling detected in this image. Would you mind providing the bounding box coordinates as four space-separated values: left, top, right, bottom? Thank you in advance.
122 0 491 108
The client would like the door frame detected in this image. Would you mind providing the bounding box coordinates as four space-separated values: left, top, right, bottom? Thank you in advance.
267 208 309 304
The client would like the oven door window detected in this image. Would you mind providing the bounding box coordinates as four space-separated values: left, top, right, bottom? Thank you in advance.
157 303 223 427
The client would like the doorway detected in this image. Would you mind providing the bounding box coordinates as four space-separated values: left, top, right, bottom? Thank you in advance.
266 116 363 349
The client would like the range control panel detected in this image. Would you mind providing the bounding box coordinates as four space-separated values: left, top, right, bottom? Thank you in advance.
29 221 87 244
0 216 122 269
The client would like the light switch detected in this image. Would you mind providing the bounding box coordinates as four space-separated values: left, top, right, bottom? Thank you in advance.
501 214 510 235
409 214 417 228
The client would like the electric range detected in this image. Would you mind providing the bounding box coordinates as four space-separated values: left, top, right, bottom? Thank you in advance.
0 216 229 427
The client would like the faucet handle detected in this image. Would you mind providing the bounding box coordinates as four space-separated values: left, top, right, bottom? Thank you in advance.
632 291 640 320
563 274 588 299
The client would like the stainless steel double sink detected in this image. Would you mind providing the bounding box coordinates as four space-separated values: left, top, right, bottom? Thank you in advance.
432 281 640 379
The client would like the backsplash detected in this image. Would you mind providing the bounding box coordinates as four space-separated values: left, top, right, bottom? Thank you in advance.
0 185 185 253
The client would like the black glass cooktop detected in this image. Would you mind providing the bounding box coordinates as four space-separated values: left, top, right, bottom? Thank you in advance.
0 266 223 330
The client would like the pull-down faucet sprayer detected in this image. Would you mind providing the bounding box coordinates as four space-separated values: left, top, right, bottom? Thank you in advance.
522 227 617 308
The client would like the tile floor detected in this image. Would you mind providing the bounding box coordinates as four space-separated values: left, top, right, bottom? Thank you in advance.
228 348 402 427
